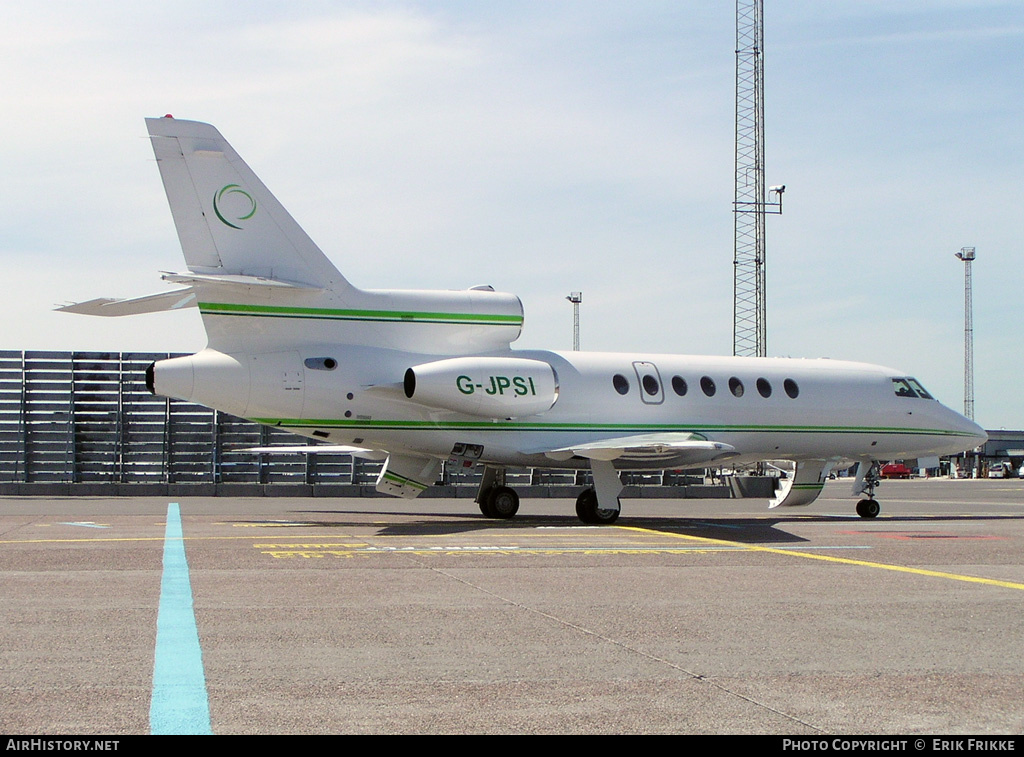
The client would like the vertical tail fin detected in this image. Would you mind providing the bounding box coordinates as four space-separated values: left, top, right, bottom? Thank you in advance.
146 116 350 292
145 116 523 356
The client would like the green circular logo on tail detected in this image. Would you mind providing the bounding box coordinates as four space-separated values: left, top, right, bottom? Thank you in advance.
213 184 257 229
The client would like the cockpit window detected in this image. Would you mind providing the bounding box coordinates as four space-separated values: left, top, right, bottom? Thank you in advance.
907 378 933 399
892 378 917 398
892 377 934 399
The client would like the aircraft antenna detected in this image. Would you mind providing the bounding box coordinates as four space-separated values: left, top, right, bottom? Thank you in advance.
733 0 782 357
955 247 976 420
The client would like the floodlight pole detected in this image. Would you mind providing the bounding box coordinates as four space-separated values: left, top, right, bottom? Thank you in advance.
954 247 975 421
566 292 582 351
955 247 977 478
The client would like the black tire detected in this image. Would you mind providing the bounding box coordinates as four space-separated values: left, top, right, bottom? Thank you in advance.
478 490 497 518
575 488 620 525
856 499 880 519
489 486 520 519
575 489 597 523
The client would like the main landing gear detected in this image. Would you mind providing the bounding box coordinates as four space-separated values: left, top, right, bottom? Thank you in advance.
475 462 624 525
476 467 520 520
479 485 520 519
575 488 620 524
478 483 621 524
854 461 882 519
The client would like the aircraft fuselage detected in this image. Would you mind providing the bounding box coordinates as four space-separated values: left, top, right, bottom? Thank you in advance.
154 345 985 471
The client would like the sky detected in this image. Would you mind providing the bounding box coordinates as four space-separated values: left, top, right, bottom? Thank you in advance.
2 1 1022 429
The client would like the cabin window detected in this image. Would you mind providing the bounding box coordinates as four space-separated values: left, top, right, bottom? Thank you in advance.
729 377 744 397
613 374 630 395
671 375 688 396
700 376 716 397
784 378 799 399
757 378 772 398
642 374 660 396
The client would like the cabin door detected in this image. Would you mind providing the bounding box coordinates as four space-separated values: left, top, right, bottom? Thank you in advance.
632 361 664 405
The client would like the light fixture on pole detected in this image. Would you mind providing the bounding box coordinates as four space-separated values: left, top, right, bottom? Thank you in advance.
954 247 977 478
566 292 582 351
954 247 975 421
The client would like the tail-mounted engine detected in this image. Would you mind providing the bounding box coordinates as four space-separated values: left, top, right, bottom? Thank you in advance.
404 357 558 419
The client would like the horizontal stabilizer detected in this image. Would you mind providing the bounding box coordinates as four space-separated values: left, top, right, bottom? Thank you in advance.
161 271 323 290
56 288 196 317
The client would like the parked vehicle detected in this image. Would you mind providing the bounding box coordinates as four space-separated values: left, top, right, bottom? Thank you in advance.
988 462 1014 479
881 463 913 479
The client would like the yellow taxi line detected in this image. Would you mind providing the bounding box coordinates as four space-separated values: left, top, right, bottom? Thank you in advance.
617 525 1024 591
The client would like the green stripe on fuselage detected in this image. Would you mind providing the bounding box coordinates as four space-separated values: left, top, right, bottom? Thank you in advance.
250 417 968 437
197 301 523 326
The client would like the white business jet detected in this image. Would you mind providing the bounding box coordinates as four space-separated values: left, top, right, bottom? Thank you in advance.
61 117 986 523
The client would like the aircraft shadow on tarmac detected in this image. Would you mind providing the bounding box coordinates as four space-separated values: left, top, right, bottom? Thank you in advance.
247 510 813 544
221 508 1024 545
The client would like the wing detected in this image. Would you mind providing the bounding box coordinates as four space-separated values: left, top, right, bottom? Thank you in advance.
530 432 736 466
236 445 388 461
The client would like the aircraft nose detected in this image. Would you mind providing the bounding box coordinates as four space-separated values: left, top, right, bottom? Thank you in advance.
951 412 987 448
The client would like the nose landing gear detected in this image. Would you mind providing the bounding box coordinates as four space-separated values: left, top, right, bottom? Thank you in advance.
856 498 880 519
854 461 882 519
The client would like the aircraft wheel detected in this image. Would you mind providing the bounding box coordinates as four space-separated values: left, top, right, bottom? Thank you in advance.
478 489 497 518
856 499 880 519
575 489 597 523
489 486 520 519
575 488 620 525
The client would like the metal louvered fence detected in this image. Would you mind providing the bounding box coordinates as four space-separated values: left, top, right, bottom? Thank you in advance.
0 351 375 488
0 351 713 497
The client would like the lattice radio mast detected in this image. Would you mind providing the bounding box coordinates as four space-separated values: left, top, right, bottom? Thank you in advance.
733 0 783 357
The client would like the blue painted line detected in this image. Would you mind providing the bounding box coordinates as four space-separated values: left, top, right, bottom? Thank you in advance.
150 502 212 735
